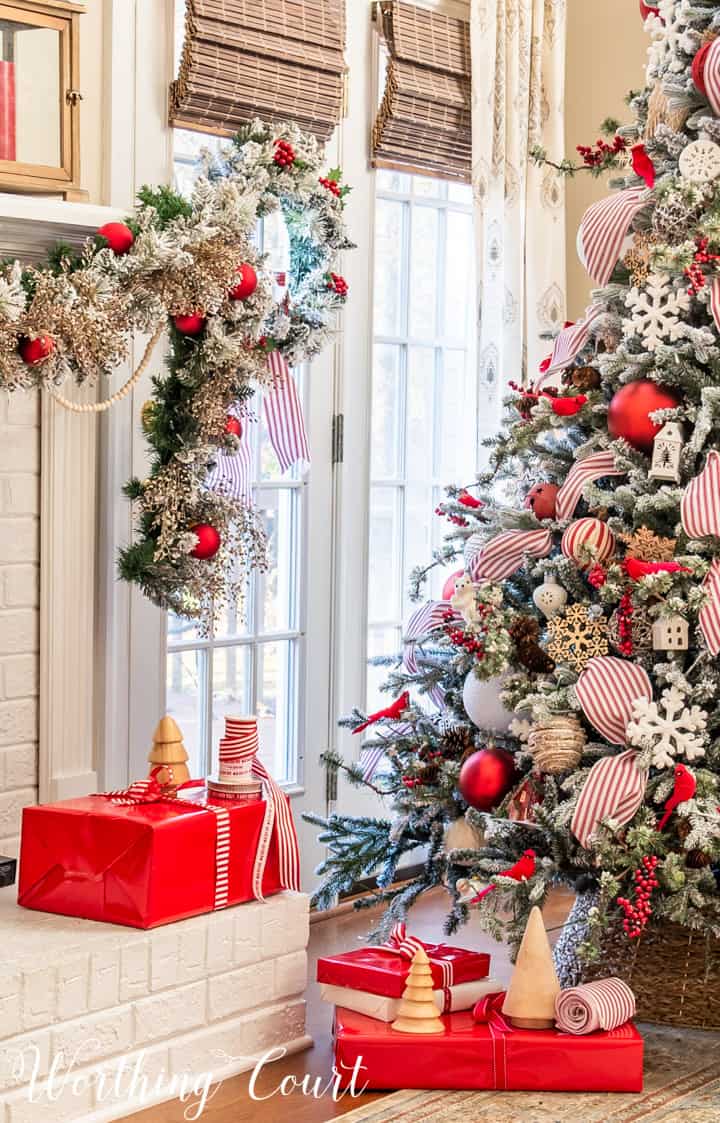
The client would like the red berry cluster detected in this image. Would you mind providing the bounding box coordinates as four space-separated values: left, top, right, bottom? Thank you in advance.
684 237 720 295
587 563 608 589
402 775 423 789
576 134 628 168
616 590 635 657
273 139 296 168
444 607 490 660
618 856 659 939
319 176 341 197
434 504 468 527
327 272 349 297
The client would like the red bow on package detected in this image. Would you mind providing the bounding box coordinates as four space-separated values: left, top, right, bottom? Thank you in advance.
382 923 455 987
102 766 205 806
472 991 510 1031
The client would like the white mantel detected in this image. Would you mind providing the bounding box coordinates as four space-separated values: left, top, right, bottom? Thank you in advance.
0 193 124 262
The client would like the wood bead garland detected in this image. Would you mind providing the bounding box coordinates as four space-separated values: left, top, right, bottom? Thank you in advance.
528 716 586 774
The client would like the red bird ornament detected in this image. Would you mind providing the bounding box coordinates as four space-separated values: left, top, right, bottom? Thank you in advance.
550 394 588 417
353 691 410 735
624 558 691 581
632 142 656 188
470 849 537 903
657 764 696 831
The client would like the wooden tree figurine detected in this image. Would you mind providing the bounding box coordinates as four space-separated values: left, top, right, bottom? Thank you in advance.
391 947 445 1034
502 906 560 1029
147 715 190 790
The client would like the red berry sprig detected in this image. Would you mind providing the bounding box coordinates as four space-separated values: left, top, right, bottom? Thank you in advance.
617 855 659 939
616 590 635 657
327 272 349 297
434 504 468 527
587 563 608 589
444 605 492 662
684 236 720 295
273 139 296 168
576 134 628 169
319 175 341 198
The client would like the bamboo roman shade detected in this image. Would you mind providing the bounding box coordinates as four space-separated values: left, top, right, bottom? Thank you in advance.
373 0 471 182
170 0 346 143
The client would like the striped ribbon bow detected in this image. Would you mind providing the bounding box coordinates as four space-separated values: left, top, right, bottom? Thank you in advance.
555 978 636 1035
381 923 454 987
207 352 310 502
536 305 605 390
467 529 553 583
101 766 205 806
555 451 626 521
681 449 720 539
699 558 720 656
701 38 720 115
472 991 510 1032
577 187 648 287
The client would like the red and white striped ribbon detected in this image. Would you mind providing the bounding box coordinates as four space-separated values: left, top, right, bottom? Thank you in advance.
403 601 456 674
556 451 625 521
381 923 454 986
204 804 232 908
571 749 648 849
0 61 16 161
219 716 259 780
468 529 553 583
536 305 605 388
251 757 301 897
577 187 647 287
703 38 720 115
681 449 720 539
206 415 253 503
699 558 720 656
710 277 720 334
555 977 636 1034
576 656 653 744
265 351 310 472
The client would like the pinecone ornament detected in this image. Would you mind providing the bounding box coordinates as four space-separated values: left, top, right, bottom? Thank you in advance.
569 365 602 391
510 616 556 674
440 725 477 762
677 818 713 869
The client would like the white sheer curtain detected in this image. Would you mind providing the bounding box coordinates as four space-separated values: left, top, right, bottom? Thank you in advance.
471 0 567 440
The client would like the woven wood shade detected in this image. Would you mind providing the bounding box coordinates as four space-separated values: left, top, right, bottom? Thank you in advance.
170 0 346 143
373 0 471 182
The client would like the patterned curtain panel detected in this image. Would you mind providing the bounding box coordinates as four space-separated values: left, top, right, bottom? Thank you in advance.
471 0 567 440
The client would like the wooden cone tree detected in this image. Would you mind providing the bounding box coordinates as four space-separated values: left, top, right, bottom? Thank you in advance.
502 906 560 1029
147 715 190 788
391 947 445 1035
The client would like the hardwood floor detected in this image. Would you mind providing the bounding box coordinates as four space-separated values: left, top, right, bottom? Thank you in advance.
129 886 575 1123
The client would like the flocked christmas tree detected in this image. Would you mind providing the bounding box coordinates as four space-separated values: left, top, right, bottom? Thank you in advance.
306 0 720 979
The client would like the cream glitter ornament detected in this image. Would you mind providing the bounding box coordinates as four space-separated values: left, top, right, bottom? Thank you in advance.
533 574 568 619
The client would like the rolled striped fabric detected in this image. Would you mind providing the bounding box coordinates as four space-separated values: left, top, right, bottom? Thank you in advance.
555 978 636 1035
535 304 605 388
681 450 720 539
577 187 647 287
468 529 553 583
555 451 625 521
219 716 259 781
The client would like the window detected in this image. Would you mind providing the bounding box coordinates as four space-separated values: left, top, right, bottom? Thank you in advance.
367 171 477 708
166 130 307 787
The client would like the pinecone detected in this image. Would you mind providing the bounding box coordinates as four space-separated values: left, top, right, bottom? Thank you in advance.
440 726 477 762
652 193 703 243
569 365 601 391
510 615 556 674
418 763 440 785
677 818 713 869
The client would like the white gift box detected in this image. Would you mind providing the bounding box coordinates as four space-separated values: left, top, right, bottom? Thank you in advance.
320 976 503 1022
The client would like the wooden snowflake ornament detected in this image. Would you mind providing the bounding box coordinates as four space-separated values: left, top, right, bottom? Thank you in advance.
547 604 609 672
620 526 676 562
678 139 720 184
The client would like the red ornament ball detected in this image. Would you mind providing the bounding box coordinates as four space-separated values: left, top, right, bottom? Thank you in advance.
18 335 55 365
173 313 206 336
608 381 680 453
229 263 258 301
97 221 134 255
692 40 713 96
459 747 516 813
225 416 242 438
639 0 660 20
442 569 464 601
190 524 221 560
524 482 559 521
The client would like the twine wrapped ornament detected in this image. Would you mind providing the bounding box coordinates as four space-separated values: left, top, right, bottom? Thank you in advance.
528 716 586 774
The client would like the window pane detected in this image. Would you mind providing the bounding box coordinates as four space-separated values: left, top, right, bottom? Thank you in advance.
409 207 439 340
448 182 473 204
439 350 469 481
404 485 433 616
257 489 298 634
377 169 410 194
367 626 401 713
374 199 405 337
445 211 474 340
406 346 435 482
257 640 297 783
168 613 200 645
211 646 252 767
413 177 445 199
371 344 402 479
368 486 401 621
167 649 206 777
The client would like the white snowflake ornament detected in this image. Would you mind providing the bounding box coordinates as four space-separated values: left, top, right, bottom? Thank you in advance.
627 686 708 770
678 140 720 184
623 273 691 351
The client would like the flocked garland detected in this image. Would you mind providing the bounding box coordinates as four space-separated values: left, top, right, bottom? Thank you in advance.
0 120 353 625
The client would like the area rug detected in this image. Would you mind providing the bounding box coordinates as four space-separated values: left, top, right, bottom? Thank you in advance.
337 1026 720 1122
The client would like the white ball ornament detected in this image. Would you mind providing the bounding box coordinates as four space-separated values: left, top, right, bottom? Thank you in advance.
462 671 514 733
678 139 720 184
533 574 568 619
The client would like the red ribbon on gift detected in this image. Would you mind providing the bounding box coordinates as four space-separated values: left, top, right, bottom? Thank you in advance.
472 991 511 1090
381 923 455 987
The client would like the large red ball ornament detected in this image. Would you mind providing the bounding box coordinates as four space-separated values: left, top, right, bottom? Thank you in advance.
18 335 55 365
229 263 258 301
98 221 134 255
524 482 559 521
692 41 713 96
442 569 464 601
458 748 516 813
608 381 680 453
173 313 206 336
190 524 221 560
225 416 242 438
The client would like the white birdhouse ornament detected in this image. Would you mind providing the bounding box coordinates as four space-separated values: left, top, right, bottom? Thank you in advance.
652 614 689 652
533 574 568 619
649 422 683 483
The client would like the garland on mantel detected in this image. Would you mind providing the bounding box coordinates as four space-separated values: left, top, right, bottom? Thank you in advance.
0 121 353 627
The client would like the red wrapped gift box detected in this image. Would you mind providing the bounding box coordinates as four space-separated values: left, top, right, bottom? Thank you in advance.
333 1008 644 1092
17 792 286 929
318 938 490 998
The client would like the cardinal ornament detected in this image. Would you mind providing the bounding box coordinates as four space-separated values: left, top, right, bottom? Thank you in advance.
458 747 516 812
